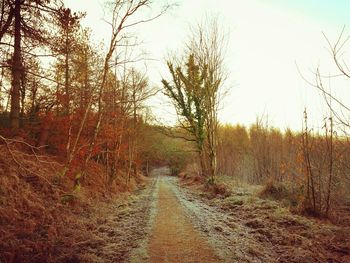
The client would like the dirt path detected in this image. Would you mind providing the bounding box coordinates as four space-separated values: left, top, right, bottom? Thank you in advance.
147 176 222 263
55 168 349 263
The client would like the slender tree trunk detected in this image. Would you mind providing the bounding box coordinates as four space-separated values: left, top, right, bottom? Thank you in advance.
10 0 22 133
206 106 218 183
303 110 316 211
110 66 118 181
0 0 14 42
64 32 73 159
198 143 206 177
64 52 70 111
82 55 111 175
105 144 109 186
55 81 59 115
325 116 333 216
0 0 5 29
37 116 50 148
127 140 133 185
132 80 137 177
61 85 93 179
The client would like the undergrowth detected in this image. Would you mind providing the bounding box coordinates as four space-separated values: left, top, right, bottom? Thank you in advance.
0 143 142 262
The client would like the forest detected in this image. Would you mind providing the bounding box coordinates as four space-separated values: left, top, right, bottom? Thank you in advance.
0 0 349 262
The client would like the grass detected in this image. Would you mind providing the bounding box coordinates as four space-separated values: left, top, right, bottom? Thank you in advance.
259 179 304 209
180 173 350 262
221 196 245 206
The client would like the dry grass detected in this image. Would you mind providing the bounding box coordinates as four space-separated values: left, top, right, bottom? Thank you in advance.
179 174 350 262
0 142 144 262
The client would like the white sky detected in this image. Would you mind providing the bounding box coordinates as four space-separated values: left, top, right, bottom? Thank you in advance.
63 0 350 131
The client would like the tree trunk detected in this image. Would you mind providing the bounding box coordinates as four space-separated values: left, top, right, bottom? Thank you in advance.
64 32 70 115
132 80 137 177
81 56 110 176
325 116 334 216
64 32 72 160
37 116 50 149
10 0 22 133
198 146 207 177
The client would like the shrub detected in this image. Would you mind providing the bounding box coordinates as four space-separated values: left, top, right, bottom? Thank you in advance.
205 182 231 198
260 179 306 210
260 179 290 200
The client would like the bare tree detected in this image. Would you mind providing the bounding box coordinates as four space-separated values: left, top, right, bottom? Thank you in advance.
307 28 350 130
299 28 350 216
162 18 227 182
75 0 169 180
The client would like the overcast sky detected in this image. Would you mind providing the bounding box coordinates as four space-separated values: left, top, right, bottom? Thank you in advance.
63 0 350 131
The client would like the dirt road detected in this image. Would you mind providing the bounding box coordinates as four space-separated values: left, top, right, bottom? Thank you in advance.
131 168 349 263
147 173 221 263
58 168 349 262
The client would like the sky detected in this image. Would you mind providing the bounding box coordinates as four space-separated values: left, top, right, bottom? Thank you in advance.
63 0 350 131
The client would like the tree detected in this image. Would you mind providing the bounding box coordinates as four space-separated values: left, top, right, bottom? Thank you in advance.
51 7 84 116
162 19 227 182
51 7 84 160
300 29 350 216
0 0 14 42
308 28 350 132
125 68 150 181
162 54 207 176
217 124 249 179
1 0 58 133
61 0 169 180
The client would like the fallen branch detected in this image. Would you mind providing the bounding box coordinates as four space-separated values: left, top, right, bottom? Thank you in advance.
0 135 58 189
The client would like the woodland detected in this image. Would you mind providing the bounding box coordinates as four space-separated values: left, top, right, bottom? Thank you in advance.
0 0 349 262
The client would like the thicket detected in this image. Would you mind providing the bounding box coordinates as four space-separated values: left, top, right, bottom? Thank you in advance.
0 0 173 189
217 120 350 218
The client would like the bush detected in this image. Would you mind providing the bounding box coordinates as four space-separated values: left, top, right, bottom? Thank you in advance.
205 182 231 198
260 179 308 210
260 179 289 200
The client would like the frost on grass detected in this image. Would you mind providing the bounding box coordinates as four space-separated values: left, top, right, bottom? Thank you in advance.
171 176 350 263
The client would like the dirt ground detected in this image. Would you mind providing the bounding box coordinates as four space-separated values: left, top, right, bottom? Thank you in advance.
53 168 349 263
147 172 221 263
